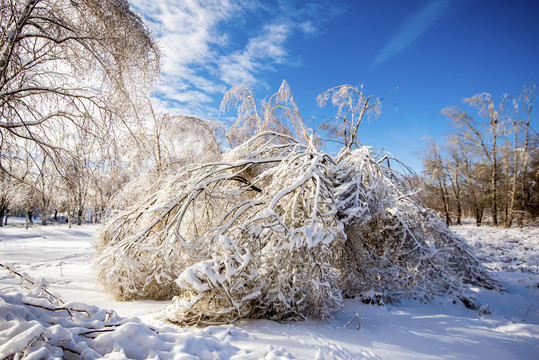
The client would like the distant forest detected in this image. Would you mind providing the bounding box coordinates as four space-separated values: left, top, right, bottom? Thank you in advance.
419 85 538 227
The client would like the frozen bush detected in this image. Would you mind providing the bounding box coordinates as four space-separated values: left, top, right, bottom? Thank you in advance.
94 132 498 325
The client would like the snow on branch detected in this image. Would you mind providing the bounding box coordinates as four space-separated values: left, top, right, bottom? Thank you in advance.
0 263 163 359
94 132 499 325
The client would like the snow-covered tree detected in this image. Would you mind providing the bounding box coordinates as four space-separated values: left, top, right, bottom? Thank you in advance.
221 80 313 148
108 108 224 211
95 132 497 325
317 84 383 150
92 81 498 325
0 0 160 209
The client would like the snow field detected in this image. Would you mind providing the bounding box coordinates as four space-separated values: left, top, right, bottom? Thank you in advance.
1 223 538 359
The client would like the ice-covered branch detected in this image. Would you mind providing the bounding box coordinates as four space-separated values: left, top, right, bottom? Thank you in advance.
94 132 499 325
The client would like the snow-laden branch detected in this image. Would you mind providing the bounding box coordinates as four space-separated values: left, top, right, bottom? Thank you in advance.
0 264 174 359
95 132 499 325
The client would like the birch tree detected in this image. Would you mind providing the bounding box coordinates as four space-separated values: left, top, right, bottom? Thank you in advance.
517 83 536 226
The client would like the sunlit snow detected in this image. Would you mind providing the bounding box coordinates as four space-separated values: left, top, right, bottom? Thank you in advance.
1 221 538 359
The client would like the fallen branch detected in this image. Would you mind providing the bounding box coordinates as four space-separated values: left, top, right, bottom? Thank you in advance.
22 302 93 318
346 313 361 330
0 262 65 305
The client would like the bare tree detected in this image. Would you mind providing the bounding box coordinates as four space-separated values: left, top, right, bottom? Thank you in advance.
436 84 538 226
446 136 463 225
316 84 384 150
0 149 13 225
460 142 487 225
498 98 519 227
442 93 506 225
464 93 506 226
0 0 160 179
8 149 42 228
421 138 452 225
0 181 7 225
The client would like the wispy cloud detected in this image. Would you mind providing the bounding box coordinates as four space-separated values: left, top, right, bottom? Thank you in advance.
129 0 343 119
129 0 241 117
219 22 290 87
371 0 453 69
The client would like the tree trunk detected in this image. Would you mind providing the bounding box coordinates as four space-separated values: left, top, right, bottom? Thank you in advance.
491 157 498 225
503 149 511 228
475 206 482 226
439 185 451 226
519 85 534 227
25 210 32 229
453 174 462 225
456 193 462 225
448 165 462 226
508 140 518 227
472 191 482 226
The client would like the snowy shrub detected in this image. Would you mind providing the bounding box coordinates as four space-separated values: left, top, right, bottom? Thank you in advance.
333 148 497 302
94 132 498 325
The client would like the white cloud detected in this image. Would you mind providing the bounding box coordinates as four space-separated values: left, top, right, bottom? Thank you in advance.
157 84 214 104
130 0 239 80
219 23 290 87
129 0 342 119
371 0 453 69
131 0 237 64
299 21 316 35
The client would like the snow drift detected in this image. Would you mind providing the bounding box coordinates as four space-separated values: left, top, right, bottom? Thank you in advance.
0 263 243 360
94 132 498 325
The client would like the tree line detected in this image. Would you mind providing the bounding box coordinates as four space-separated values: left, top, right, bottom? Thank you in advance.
420 84 538 227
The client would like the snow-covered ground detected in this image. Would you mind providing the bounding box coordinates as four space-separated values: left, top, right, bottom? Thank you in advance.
1 222 538 359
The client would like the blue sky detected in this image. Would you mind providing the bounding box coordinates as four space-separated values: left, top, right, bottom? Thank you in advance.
129 0 539 172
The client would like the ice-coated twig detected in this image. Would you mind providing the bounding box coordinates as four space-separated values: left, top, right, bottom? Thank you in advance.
0 262 65 305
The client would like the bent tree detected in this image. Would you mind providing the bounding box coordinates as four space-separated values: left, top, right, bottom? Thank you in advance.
94 83 498 326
